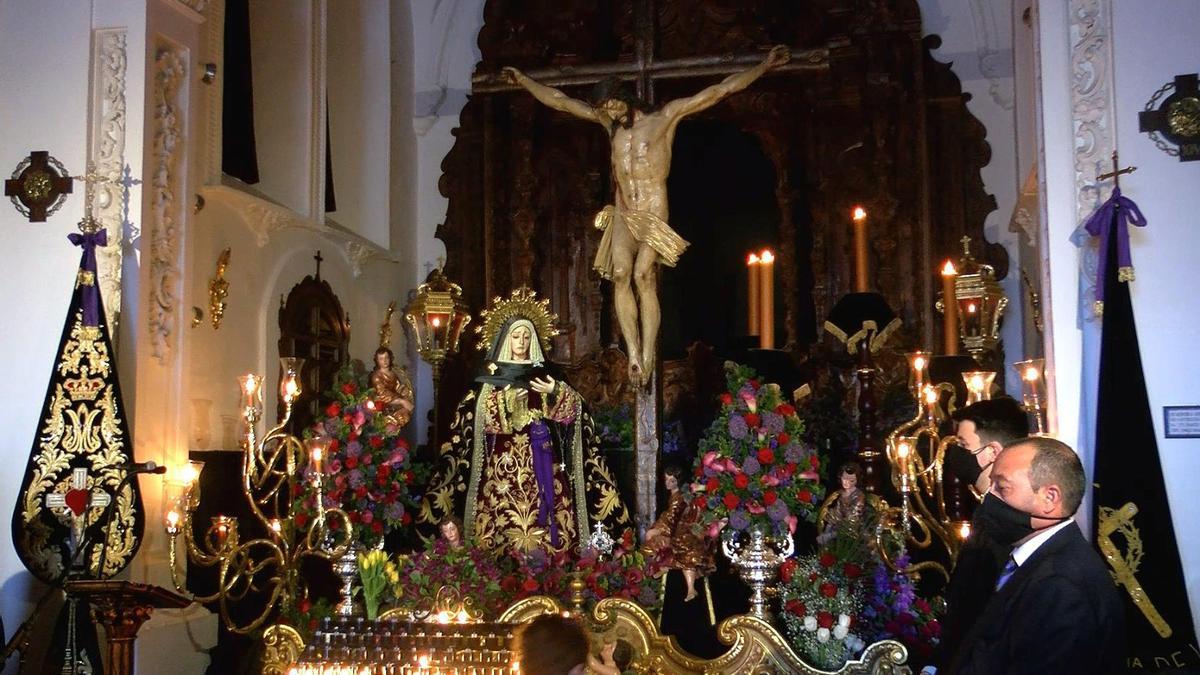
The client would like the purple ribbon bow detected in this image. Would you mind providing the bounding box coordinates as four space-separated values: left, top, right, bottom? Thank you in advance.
67 230 108 328
528 420 561 547
1084 187 1146 311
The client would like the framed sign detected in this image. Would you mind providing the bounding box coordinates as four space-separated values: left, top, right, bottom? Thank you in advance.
1163 405 1200 438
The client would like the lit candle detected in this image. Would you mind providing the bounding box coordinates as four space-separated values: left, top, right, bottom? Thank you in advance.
959 521 972 539
941 261 959 355
270 519 282 536
907 351 929 398
1015 358 1047 435
746 253 761 336
962 371 995 404
310 444 325 474
896 439 911 492
759 249 775 349
852 206 869 292
165 509 181 534
214 515 229 547
923 384 940 427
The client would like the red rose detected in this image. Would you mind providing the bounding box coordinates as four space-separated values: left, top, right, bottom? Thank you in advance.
777 432 790 445
819 552 836 568
349 511 361 523
501 576 518 592
401 512 412 525
748 378 759 387
522 578 539 593
780 559 797 583
377 474 388 486
820 582 837 598
782 462 796 477
328 439 340 452
294 513 309 528
763 490 778 506
706 477 719 492
342 414 353 425
798 489 812 504
733 473 749 489
693 495 707 508
723 493 741 509
371 521 383 534
326 403 341 418
298 597 312 614
345 456 359 469
403 470 415 483
785 599 806 617
719 393 733 406
809 455 820 469
775 403 796 417
355 486 368 498
744 413 760 428
843 562 862 579
378 463 391 477
757 448 775 465
817 611 835 629
341 382 357 395
369 436 384 449
348 430 359 442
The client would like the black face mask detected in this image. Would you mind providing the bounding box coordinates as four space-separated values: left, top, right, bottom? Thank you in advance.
973 492 1070 547
944 444 984 485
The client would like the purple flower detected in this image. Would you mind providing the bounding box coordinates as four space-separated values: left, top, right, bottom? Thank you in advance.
345 440 362 458
348 469 365 489
743 457 761 475
728 415 748 440
385 502 403 520
767 501 788 521
638 585 658 606
784 444 803 464
762 411 785 435
729 509 750 530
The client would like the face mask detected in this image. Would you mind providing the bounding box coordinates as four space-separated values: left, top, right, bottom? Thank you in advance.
973 492 1069 547
944 444 983 485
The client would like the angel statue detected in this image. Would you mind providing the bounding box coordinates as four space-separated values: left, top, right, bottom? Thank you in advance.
419 288 631 553
370 346 415 428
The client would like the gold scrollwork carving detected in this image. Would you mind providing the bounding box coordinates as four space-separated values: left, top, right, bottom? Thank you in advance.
261 623 305 675
208 247 230 329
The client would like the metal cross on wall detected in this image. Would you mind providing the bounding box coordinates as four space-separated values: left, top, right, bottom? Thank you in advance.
4 150 74 222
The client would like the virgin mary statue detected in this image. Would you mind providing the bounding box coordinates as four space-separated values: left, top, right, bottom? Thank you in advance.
420 288 630 554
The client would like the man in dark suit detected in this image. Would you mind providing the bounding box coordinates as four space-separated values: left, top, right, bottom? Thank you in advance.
949 436 1126 675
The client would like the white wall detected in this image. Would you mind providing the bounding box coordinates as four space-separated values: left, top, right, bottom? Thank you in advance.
327 0 392 247
1111 0 1200 637
0 0 94 654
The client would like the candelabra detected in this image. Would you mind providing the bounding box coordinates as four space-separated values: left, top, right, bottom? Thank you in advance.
1014 358 1047 435
164 357 353 646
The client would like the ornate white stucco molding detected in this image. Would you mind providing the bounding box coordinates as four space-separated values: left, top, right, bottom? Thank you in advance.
203 0 225 185
968 0 1016 110
150 47 188 363
1068 0 1115 323
90 29 128 336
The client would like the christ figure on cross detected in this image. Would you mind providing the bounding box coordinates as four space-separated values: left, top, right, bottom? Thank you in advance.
503 45 790 385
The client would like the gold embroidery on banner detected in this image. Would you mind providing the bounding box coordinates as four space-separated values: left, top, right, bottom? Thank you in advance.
76 270 95 287
1118 266 1135 282
1098 503 1172 638
18 310 137 581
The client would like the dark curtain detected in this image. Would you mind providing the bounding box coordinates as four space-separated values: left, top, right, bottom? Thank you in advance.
221 0 259 183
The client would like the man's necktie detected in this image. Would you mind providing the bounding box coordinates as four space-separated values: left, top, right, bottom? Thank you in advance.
995 555 1018 590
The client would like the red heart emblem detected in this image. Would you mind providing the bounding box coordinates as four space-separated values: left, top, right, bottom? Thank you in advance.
64 489 90 516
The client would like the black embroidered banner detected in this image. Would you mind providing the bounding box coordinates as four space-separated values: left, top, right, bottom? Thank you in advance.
1091 192 1199 672
10 231 144 584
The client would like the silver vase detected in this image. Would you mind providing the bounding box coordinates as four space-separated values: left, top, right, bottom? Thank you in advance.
722 527 795 620
334 541 363 617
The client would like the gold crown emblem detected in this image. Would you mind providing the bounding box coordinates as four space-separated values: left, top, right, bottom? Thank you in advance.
474 287 560 353
63 367 105 401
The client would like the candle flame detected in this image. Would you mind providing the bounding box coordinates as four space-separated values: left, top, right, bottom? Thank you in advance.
912 355 927 371
418 655 431 667
166 510 180 527
270 519 281 534
852 206 867 221
431 316 441 328
942 260 957 276
967 302 977 314
959 522 972 539
283 378 299 398
923 384 939 404
747 252 760 265
178 463 199 486
968 374 985 391
1023 366 1040 382
760 249 775 263
897 441 911 459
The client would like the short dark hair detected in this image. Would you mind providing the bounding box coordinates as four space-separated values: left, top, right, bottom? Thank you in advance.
1013 436 1086 515
661 463 685 482
374 346 394 365
514 614 589 675
590 76 649 111
612 639 634 669
840 460 862 478
952 397 1030 446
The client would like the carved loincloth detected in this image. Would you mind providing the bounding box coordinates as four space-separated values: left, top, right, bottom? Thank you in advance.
592 205 690 279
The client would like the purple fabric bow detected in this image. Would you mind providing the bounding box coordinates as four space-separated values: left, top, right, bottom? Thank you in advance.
528 420 560 547
67 230 108 328
1084 187 1146 310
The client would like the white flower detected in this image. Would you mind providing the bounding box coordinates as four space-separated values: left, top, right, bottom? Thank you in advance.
817 627 831 643
837 613 851 628
804 616 818 631
833 624 849 640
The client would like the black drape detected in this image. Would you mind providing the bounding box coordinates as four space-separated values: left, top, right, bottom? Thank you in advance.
222 0 259 183
1093 198 1198 672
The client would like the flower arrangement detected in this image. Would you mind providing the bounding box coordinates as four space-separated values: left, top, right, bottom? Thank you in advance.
857 555 942 661
358 548 397 620
294 366 421 549
592 403 634 450
690 363 825 539
778 553 867 669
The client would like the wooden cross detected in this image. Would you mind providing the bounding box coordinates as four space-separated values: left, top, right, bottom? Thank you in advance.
45 467 112 554
314 250 324 280
1098 151 1137 189
4 150 74 222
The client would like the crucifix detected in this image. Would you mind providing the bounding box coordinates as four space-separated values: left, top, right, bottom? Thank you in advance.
4 150 74 222
1097 150 1137 189
45 467 112 563
480 12 828 532
314 249 324 280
